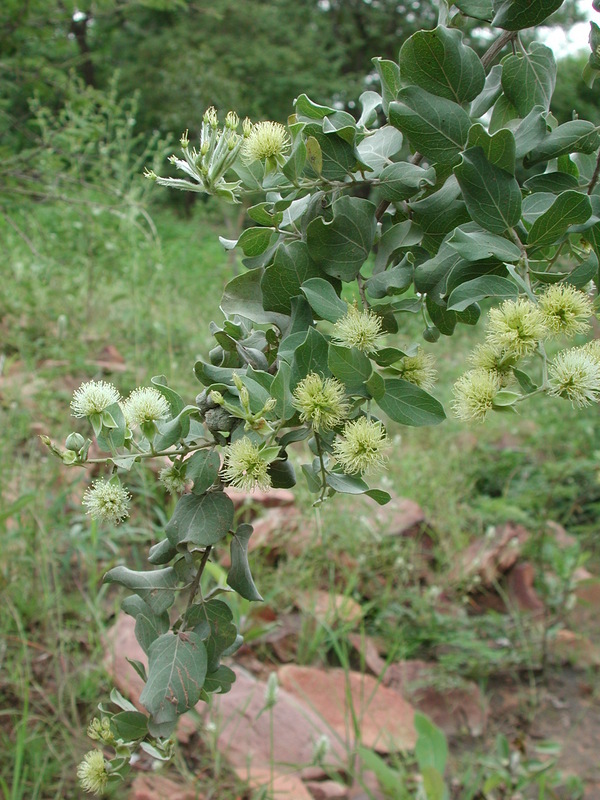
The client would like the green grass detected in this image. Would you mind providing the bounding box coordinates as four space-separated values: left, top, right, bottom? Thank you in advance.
2 193 599 797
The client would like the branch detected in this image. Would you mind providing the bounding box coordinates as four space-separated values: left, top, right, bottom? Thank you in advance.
481 30 518 70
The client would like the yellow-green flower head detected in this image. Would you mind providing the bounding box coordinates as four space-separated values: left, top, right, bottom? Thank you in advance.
87 717 115 746
203 106 218 128
292 373 349 431
452 369 502 423
222 436 272 492
486 298 548 357
538 283 594 338
469 343 517 386
159 464 187 495
122 387 170 427
77 750 109 796
242 121 290 163
582 338 600 362
333 304 384 353
82 479 130 524
394 348 437 391
71 380 121 418
333 417 390 475
225 111 239 130
548 347 600 408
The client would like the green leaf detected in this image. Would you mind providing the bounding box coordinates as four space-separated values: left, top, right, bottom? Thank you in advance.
372 58 402 114
454 0 493 20
389 88 470 165
96 402 126 451
268 457 297 489
326 472 371 495
186 599 238 673
414 712 448 775
467 124 516 174
271 361 295 421
528 120 600 165
165 491 234 551
227 523 263 602
151 376 184 416
366 370 386 401
358 747 402 794
566 250 598 289
357 126 404 174
204 665 236 695
399 27 485 104
104 566 177 615
302 124 357 181
261 241 321 315
236 227 275 257
447 227 521 262
328 345 373 391
377 378 446 427
513 368 538 394
447 276 518 311
492 390 521 407
148 538 178 565
454 147 522 234
301 277 348 323
290 327 331 387
140 631 207 737
493 0 563 30
221 268 288 327
307 196 377 281
282 136 307 182
374 221 422 273
523 172 580 194
512 106 548 159
527 191 592 247
365 489 392 505
110 711 148 742
470 64 503 118
366 262 413 299
305 136 323 176
421 766 446 800
295 94 336 120
187 450 220 495
377 162 436 201
501 43 556 116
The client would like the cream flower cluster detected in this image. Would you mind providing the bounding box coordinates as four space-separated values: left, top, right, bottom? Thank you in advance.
292 373 349 431
222 436 272 492
452 286 597 422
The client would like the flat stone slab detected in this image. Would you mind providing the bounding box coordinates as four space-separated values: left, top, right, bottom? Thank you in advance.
278 665 416 753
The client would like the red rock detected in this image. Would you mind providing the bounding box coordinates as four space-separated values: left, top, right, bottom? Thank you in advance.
236 768 313 800
551 629 600 668
348 634 386 676
220 505 301 567
506 562 544 614
128 774 202 799
225 487 295 510
546 521 577 548
296 591 364 627
348 770 386 800
448 523 529 587
210 668 347 777
305 779 349 799
278 665 416 753
382 660 487 737
373 497 426 537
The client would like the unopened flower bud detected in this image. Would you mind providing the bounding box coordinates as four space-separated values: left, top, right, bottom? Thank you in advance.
204 106 218 128
225 111 239 130
66 432 85 452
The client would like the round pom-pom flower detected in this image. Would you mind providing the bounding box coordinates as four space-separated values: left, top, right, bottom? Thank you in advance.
82 478 130 524
538 283 593 338
548 347 600 408
71 380 121 418
486 298 547 357
452 369 502 423
333 305 384 353
159 463 187 495
333 417 390 475
242 121 290 164
292 373 349 431
393 348 437 391
222 436 272 492
122 387 170 427
469 343 517 386
77 750 109 796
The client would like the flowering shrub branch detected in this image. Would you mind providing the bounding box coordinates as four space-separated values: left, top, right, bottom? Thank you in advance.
43 2 600 792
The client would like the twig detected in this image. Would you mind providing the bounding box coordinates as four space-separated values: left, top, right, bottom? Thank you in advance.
481 30 518 69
